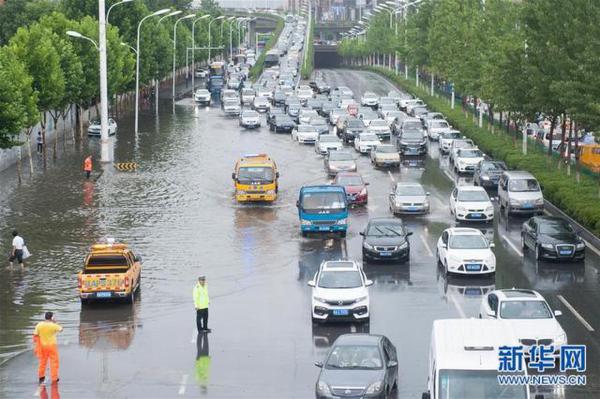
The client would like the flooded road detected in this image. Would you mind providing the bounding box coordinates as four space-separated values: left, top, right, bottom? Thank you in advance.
1 69 600 398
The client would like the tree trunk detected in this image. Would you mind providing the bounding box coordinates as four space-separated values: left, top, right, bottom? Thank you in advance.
560 113 567 159
506 112 511 134
574 121 580 161
50 112 60 160
547 115 558 157
26 129 34 175
567 119 573 162
40 112 48 169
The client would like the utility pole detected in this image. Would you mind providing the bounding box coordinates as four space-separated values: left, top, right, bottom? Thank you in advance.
98 0 112 162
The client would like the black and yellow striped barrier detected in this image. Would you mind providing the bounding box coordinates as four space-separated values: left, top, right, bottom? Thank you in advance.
114 162 138 171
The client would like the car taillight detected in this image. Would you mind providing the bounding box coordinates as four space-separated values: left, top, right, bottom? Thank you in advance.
125 277 130 288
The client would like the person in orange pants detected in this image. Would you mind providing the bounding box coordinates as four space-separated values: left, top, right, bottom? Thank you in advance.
83 155 93 179
34 312 63 384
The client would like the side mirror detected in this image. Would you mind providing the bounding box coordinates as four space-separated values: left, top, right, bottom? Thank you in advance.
487 311 496 318
296 200 300 208
422 393 431 399
406 232 413 237
365 279 374 287
307 280 316 287
426 192 430 196
276 172 280 178
359 232 365 236
365 182 370 186
554 310 563 317
134 255 142 263
387 360 398 368
489 243 495 248
441 243 447 249
314 361 323 368
231 172 236 180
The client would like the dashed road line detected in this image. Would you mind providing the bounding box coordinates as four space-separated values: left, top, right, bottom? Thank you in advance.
501 234 523 257
419 234 434 257
178 374 189 395
557 295 595 332
449 293 467 318
443 169 454 182
387 170 396 183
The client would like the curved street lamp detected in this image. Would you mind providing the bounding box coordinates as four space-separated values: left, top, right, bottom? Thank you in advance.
172 14 196 107
106 0 134 24
191 14 211 92
208 15 225 62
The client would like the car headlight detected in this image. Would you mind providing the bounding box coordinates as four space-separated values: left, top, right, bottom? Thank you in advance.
399 241 409 249
355 296 368 303
365 381 384 394
336 218 347 225
329 165 339 171
485 206 494 213
481 175 490 180
301 220 312 226
554 333 567 346
457 207 467 213
360 188 367 196
266 190 276 195
363 242 374 250
541 243 554 250
317 380 331 396
510 199 521 206
535 198 544 205
313 296 327 303
237 190 247 195
448 254 462 267
576 242 585 250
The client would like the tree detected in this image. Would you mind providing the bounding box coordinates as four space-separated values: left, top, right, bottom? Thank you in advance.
0 0 57 45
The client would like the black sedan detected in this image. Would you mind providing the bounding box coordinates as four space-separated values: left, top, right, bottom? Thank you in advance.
272 115 296 133
521 216 586 261
267 108 285 130
361 218 412 263
474 160 507 188
315 334 398 399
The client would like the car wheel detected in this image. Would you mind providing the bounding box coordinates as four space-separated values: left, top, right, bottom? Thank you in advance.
301 231 308 238
80 298 89 306
521 234 528 251
474 179 479 186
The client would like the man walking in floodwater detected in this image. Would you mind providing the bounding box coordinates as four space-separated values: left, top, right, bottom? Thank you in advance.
193 276 211 333
34 312 63 384
83 155 92 179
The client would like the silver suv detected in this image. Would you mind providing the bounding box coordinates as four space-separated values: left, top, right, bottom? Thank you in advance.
498 171 544 215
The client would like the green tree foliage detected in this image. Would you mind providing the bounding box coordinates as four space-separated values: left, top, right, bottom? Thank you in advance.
0 0 57 45
0 47 38 148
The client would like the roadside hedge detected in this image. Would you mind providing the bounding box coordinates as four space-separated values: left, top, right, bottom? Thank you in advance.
300 17 314 80
249 15 284 81
364 66 600 237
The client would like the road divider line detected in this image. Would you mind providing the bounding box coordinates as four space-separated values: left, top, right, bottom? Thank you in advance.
178 374 189 395
557 295 595 332
501 234 523 257
449 294 466 318
419 235 434 257
387 170 396 183
443 169 454 182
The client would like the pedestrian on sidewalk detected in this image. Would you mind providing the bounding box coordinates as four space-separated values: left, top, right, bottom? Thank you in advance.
36 132 43 154
83 155 92 179
34 312 63 385
8 230 25 267
193 276 211 333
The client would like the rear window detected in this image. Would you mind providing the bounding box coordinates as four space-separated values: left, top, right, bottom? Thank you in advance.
85 255 130 273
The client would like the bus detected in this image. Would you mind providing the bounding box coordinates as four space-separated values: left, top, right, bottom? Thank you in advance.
264 49 280 67
207 61 225 93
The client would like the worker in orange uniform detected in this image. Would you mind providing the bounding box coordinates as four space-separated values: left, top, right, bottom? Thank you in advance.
83 155 93 179
34 312 63 384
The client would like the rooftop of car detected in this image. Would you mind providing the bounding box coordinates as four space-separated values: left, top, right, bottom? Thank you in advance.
456 185 486 192
495 289 543 300
448 227 484 235
334 334 382 346
369 217 403 225
503 170 536 179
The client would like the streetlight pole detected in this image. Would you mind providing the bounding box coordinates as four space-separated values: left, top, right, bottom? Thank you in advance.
173 14 195 109
191 14 210 94
208 16 225 63
106 0 133 24
154 11 182 114
134 8 170 134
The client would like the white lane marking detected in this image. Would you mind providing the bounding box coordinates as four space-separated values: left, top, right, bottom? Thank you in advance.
387 170 396 183
501 234 523 257
190 330 197 344
557 295 595 332
443 169 454 181
178 374 189 395
419 234 434 257
341 239 348 258
449 294 466 318
33 387 41 397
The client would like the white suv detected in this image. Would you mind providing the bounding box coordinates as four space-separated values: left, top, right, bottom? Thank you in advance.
454 147 485 174
437 228 496 276
308 260 372 323
449 186 494 222
479 289 567 357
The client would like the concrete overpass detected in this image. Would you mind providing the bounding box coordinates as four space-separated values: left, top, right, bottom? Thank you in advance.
315 21 353 41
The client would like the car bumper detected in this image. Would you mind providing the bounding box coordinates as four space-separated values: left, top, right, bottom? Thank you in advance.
448 263 495 275
275 126 294 133
195 98 211 104
363 246 409 261
241 122 261 128
80 290 130 300
456 164 477 173
508 204 544 214
236 193 276 202
392 204 429 214
254 106 269 112
224 110 241 116
316 392 385 399
539 246 586 261
478 178 500 187
455 211 494 222
301 224 347 233
312 304 369 322
347 194 368 205
298 137 317 144
374 159 400 167
399 147 427 156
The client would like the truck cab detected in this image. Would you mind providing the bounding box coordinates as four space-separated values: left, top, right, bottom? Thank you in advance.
297 185 348 238
578 144 600 173
78 240 142 304
423 319 538 399
232 154 279 202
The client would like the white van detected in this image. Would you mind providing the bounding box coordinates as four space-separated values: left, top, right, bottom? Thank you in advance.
497 171 544 216
422 319 540 399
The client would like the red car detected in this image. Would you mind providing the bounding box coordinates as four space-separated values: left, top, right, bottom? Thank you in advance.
334 172 369 205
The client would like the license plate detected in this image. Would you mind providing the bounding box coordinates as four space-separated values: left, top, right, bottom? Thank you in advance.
406 206 418 211
333 309 349 316
466 264 481 271
470 213 483 218
379 251 392 256
96 292 111 298
523 203 534 209
319 226 330 231
559 250 572 255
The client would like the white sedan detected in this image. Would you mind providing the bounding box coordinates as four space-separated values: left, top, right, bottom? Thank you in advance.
449 186 494 223
315 134 343 155
353 133 381 154
88 118 117 136
437 227 496 276
367 119 392 140
292 124 319 144
454 147 485 174
239 110 261 129
479 289 567 357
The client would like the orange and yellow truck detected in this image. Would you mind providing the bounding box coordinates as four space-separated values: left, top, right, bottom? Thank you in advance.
232 154 279 202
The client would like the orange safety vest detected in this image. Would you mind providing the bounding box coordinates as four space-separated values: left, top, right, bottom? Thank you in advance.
84 157 92 172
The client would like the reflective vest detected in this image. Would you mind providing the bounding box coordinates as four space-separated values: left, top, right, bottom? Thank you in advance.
84 157 92 172
193 284 209 309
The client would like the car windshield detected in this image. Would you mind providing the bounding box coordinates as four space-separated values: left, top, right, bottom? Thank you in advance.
481 162 506 172
237 167 274 183
438 370 528 399
500 300 552 319
539 220 574 235
360 134 379 142
367 223 405 237
301 192 346 210
224 100 238 106
449 235 488 249
329 152 353 161
459 149 483 158
403 121 422 130
509 178 540 192
242 89 254 95
370 120 388 127
336 175 363 186
320 136 339 143
377 146 397 153
395 185 425 196
242 111 257 117
196 90 209 95
454 141 473 149
298 125 315 132
311 119 327 126
457 190 489 202
442 132 462 139
348 119 365 128
402 131 424 140
413 107 428 114
431 121 450 129
326 345 383 370
318 270 362 289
